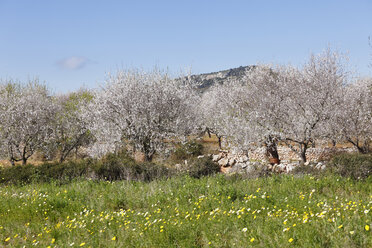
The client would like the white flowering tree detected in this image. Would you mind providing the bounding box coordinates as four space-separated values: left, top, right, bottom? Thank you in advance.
204 49 349 163
49 90 94 163
338 78 372 153
85 69 200 161
0 80 54 165
278 49 347 162
199 82 232 149
241 65 295 160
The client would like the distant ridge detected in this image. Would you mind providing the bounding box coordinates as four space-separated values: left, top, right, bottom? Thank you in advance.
188 65 255 91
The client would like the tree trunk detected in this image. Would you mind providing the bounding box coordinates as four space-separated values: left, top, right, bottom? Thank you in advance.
59 155 65 164
299 143 308 164
144 152 154 162
356 145 369 154
265 136 280 160
217 136 222 149
206 128 212 138
142 139 154 162
347 138 370 154
267 142 279 160
10 159 15 166
22 157 27 166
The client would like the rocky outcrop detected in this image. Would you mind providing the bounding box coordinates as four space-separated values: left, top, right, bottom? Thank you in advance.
183 66 255 92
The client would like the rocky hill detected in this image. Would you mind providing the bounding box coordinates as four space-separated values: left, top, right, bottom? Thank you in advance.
189 65 255 91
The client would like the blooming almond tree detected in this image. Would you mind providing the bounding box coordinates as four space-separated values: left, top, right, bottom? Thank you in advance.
210 49 349 163
199 82 232 149
278 49 348 162
338 78 372 153
0 79 54 165
85 69 200 161
244 50 348 163
241 65 294 160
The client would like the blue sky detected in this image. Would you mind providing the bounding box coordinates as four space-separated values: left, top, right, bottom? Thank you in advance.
0 0 371 93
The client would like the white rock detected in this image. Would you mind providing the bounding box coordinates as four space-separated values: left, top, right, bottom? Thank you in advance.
228 158 236 166
212 154 220 162
218 157 229 167
245 165 255 174
286 164 296 172
175 164 182 170
277 164 286 173
237 155 249 163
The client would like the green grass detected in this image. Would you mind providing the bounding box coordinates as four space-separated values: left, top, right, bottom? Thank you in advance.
0 175 371 247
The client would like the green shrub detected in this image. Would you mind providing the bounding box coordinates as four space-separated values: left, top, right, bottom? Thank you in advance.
92 151 136 181
0 148 213 185
36 160 91 181
133 162 173 182
0 164 37 184
328 153 372 180
184 157 220 178
92 151 171 182
173 141 203 161
291 164 324 177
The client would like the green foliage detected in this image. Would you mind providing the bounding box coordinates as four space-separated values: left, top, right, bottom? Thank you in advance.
0 150 172 185
0 164 37 184
36 160 91 181
173 141 204 161
181 157 220 178
92 151 136 181
63 90 94 113
328 153 372 180
91 150 172 181
132 162 172 182
291 164 324 177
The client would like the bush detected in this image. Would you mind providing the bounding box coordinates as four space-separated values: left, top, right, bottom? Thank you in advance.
92 151 136 181
182 157 220 178
0 149 173 184
36 160 91 182
291 164 324 177
92 151 172 181
328 153 372 180
173 141 203 161
0 164 38 184
133 162 173 182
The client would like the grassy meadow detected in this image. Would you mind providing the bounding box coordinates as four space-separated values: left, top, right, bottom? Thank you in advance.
0 174 371 247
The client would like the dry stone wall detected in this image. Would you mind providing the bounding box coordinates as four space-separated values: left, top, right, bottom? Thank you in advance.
248 146 357 163
210 146 357 174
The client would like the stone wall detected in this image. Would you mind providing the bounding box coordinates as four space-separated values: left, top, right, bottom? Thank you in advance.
248 146 357 163
210 146 357 174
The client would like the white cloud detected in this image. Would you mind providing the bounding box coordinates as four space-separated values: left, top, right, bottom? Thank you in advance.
57 56 90 70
